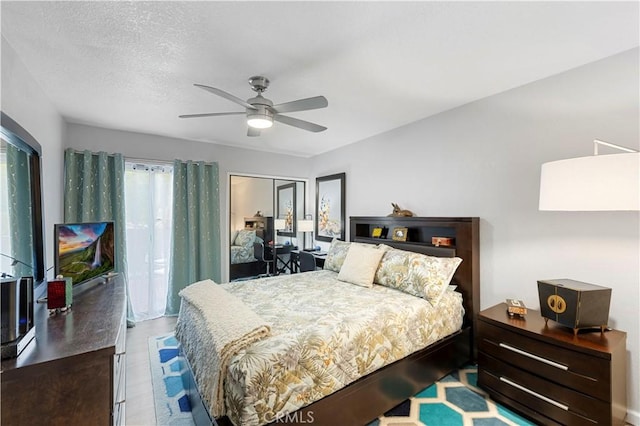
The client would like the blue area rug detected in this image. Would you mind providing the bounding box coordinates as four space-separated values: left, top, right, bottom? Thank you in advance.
148 334 195 425
149 334 535 426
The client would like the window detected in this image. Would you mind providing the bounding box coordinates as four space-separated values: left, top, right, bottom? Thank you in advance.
124 161 173 321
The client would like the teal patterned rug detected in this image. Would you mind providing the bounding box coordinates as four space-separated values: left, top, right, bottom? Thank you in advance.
370 366 535 426
149 334 534 426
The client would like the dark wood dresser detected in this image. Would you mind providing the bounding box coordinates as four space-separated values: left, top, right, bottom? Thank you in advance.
1 276 127 425
478 303 626 426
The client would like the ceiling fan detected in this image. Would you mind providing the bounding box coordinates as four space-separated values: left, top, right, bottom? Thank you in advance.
179 76 328 137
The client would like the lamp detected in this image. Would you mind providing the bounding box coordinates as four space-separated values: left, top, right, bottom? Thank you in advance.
274 218 287 232
272 219 287 275
297 215 314 251
537 139 638 334
247 106 273 129
539 140 639 211
0 253 32 269
0 253 33 278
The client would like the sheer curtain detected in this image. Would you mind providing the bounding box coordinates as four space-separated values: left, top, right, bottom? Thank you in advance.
124 162 173 322
63 149 134 325
165 160 220 315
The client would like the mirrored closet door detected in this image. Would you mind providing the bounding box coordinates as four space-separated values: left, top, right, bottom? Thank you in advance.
229 174 307 281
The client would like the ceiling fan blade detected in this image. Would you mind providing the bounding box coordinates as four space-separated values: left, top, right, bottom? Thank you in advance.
194 84 257 110
179 112 245 118
274 114 327 133
271 96 328 114
247 127 261 137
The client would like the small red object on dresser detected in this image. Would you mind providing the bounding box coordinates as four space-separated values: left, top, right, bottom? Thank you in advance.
47 277 72 310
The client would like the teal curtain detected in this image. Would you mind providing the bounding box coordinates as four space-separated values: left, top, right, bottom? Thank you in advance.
63 149 135 325
165 160 221 315
6 144 34 278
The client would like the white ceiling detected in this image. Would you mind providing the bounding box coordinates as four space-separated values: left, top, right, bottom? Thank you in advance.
2 2 638 157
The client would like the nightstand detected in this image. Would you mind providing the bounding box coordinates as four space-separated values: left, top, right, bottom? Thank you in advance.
477 303 627 426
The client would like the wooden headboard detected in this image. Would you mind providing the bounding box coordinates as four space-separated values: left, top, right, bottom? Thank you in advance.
350 216 480 357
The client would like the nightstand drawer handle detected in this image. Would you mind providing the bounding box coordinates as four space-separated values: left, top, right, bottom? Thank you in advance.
499 343 568 371
500 377 569 411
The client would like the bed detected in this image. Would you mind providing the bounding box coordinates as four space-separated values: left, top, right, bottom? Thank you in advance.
178 217 480 426
229 229 266 280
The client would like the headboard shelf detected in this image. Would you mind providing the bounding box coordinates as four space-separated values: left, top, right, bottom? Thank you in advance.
352 236 457 257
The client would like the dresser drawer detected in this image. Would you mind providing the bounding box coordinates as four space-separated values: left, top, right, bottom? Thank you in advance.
113 399 125 426
115 312 126 355
113 352 126 405
478 321 611 401
113 307 126 408
479 354 610 425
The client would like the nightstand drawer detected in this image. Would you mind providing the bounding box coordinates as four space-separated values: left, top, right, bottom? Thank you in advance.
479 354 610 426
479 321 610 401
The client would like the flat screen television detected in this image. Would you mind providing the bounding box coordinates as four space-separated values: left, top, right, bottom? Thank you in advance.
54 221 115 286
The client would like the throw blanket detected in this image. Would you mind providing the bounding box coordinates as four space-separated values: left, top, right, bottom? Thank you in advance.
175 279 271 418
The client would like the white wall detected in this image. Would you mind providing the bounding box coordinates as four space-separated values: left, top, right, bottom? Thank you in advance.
230 177 273 232
65 123 311 280
1 36 65 284
311 48 640 422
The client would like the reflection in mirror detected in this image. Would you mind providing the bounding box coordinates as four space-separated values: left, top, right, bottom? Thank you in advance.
273 179 305 247
0 113 45 289
0 140 34 279
276 182 296 236
229 175 306 281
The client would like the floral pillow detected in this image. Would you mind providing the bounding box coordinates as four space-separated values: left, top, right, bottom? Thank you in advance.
374 248 462 306
233 229 256 249
323 239 351 272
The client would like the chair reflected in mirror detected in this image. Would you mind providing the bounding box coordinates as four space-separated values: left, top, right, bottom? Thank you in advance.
298 251 316 273
253 242 275 277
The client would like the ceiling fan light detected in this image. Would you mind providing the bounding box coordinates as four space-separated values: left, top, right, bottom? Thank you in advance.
247 116 273 129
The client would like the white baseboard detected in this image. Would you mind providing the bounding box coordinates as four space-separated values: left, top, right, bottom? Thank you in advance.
627 409 639 425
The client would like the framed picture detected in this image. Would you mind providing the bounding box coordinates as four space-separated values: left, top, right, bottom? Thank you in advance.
392 227 408 241
315 172 346 242
277 183 296 236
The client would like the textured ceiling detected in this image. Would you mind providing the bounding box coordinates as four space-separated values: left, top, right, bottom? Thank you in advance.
2 2 638 157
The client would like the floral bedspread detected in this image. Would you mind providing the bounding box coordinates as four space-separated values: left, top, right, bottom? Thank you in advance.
230 245 256 264
207 269 464 426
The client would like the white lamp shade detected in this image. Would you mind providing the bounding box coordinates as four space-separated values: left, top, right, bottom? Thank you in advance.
539 152 640 211
297 219 314 232
247 116 273 129
247 106 273 129
274 219 287 230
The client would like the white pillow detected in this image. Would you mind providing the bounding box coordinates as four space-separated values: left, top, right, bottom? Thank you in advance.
338 244 386 288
